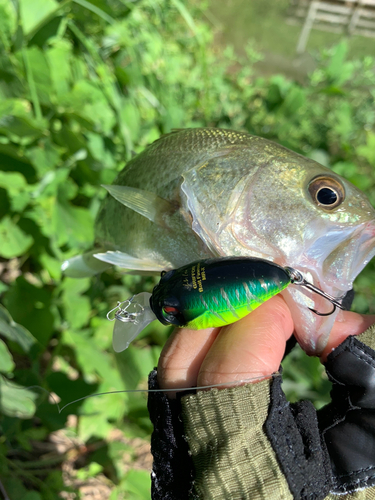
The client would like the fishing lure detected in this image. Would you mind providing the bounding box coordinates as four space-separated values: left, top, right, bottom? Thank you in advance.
107 257 346 353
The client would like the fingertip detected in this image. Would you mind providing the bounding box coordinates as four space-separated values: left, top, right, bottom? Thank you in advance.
157 326 220 395
320 310 375 362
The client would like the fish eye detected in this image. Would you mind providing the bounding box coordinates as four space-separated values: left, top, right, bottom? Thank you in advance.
308 176 345 210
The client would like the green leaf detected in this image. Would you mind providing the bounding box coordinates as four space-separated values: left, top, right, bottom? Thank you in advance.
0 171 30 211
0 0 17 44
78 414 113 441
0 98 46 144
60 277 91 329
0 171 27 191
21 46 52 107
52 200 94 248
46 371 98 411
1 478 28 499
0 375 37 418
72 0 115 24
19 0 60 36
331 101 352 140
31 168 70 200
170 0 198 34
0 338 15 373
332 161 358 178
280 86 305 116
62 80 116 134
0 305 36 352
3 277 54 347
46 39 73 98
25 139 63 177
23 491 43 500
39 253 62 281
120 469 151 500
326 42 353 87
76 461 103 480
63 329 124 384
0 216 33 258
85 132 116 169
358 132 375 166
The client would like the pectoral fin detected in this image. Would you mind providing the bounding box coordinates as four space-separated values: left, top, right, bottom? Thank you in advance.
94 250 171 272
61 251 112 278
102 185 175 226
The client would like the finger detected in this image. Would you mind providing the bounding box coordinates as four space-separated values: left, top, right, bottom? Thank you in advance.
157 326 220 396
320 310 375 362
197 295 294 389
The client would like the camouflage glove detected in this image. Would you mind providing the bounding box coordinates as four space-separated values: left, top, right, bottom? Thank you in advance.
148 326 375 500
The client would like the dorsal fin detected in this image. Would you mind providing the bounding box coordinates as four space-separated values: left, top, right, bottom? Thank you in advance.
102 185 176 226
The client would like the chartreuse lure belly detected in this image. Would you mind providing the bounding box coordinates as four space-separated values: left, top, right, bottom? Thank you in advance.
107 257 345 353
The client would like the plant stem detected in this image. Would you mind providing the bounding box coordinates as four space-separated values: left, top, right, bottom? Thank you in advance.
0 479 10 500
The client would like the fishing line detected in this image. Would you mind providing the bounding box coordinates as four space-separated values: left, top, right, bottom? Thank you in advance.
5 373 280 415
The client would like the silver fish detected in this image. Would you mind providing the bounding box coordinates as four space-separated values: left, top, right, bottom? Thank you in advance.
62 128 375 355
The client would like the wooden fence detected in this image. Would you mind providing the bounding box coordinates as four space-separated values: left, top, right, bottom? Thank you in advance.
287 0 375 52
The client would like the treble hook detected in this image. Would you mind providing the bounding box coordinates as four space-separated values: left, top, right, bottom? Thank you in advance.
106 296 145 323
285 267 346 317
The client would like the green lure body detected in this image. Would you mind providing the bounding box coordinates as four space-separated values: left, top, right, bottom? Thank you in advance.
150 257 291 330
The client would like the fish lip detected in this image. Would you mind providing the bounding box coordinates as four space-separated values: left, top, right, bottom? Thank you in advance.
282 292 335 356
285 220 375 355
280 264 347 355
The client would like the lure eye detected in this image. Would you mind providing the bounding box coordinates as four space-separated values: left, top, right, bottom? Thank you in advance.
308 175 345 210
161 304 183 325
162 305 179 316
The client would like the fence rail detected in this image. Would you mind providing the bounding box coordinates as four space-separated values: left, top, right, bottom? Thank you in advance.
287 0 375 52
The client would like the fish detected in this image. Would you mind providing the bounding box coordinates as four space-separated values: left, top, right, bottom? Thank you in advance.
62 128 375 355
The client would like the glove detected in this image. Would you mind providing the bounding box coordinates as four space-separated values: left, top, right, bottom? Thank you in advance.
318 328 375 494
148 285 375 500
148 326 375 500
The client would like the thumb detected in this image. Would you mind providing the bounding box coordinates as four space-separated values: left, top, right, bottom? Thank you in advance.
197 295 294 389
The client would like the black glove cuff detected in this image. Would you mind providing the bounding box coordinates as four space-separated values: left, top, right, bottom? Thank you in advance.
147 370 196 500
318 335 375 494
265 375 332 500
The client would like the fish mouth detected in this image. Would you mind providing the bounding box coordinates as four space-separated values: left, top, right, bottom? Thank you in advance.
281 274 338 355
281 220 375 355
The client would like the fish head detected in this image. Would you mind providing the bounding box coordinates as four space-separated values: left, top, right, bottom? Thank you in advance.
238 154 375 354
182 143 375 355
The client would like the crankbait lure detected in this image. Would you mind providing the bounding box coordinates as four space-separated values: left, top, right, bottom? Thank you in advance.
107 257 346 353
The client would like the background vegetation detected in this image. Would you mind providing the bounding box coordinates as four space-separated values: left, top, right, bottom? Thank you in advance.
1 0 375 498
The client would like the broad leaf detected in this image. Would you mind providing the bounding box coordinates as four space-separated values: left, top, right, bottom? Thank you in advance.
0 375 37 418
19 0 60 36
52 201 94 247
0 216 33 258
0 304 36 352
0 338 15 373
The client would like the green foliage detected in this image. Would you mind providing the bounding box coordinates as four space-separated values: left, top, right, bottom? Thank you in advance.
0 0 375 497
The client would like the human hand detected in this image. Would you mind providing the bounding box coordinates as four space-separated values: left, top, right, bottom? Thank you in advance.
157 295 375 395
